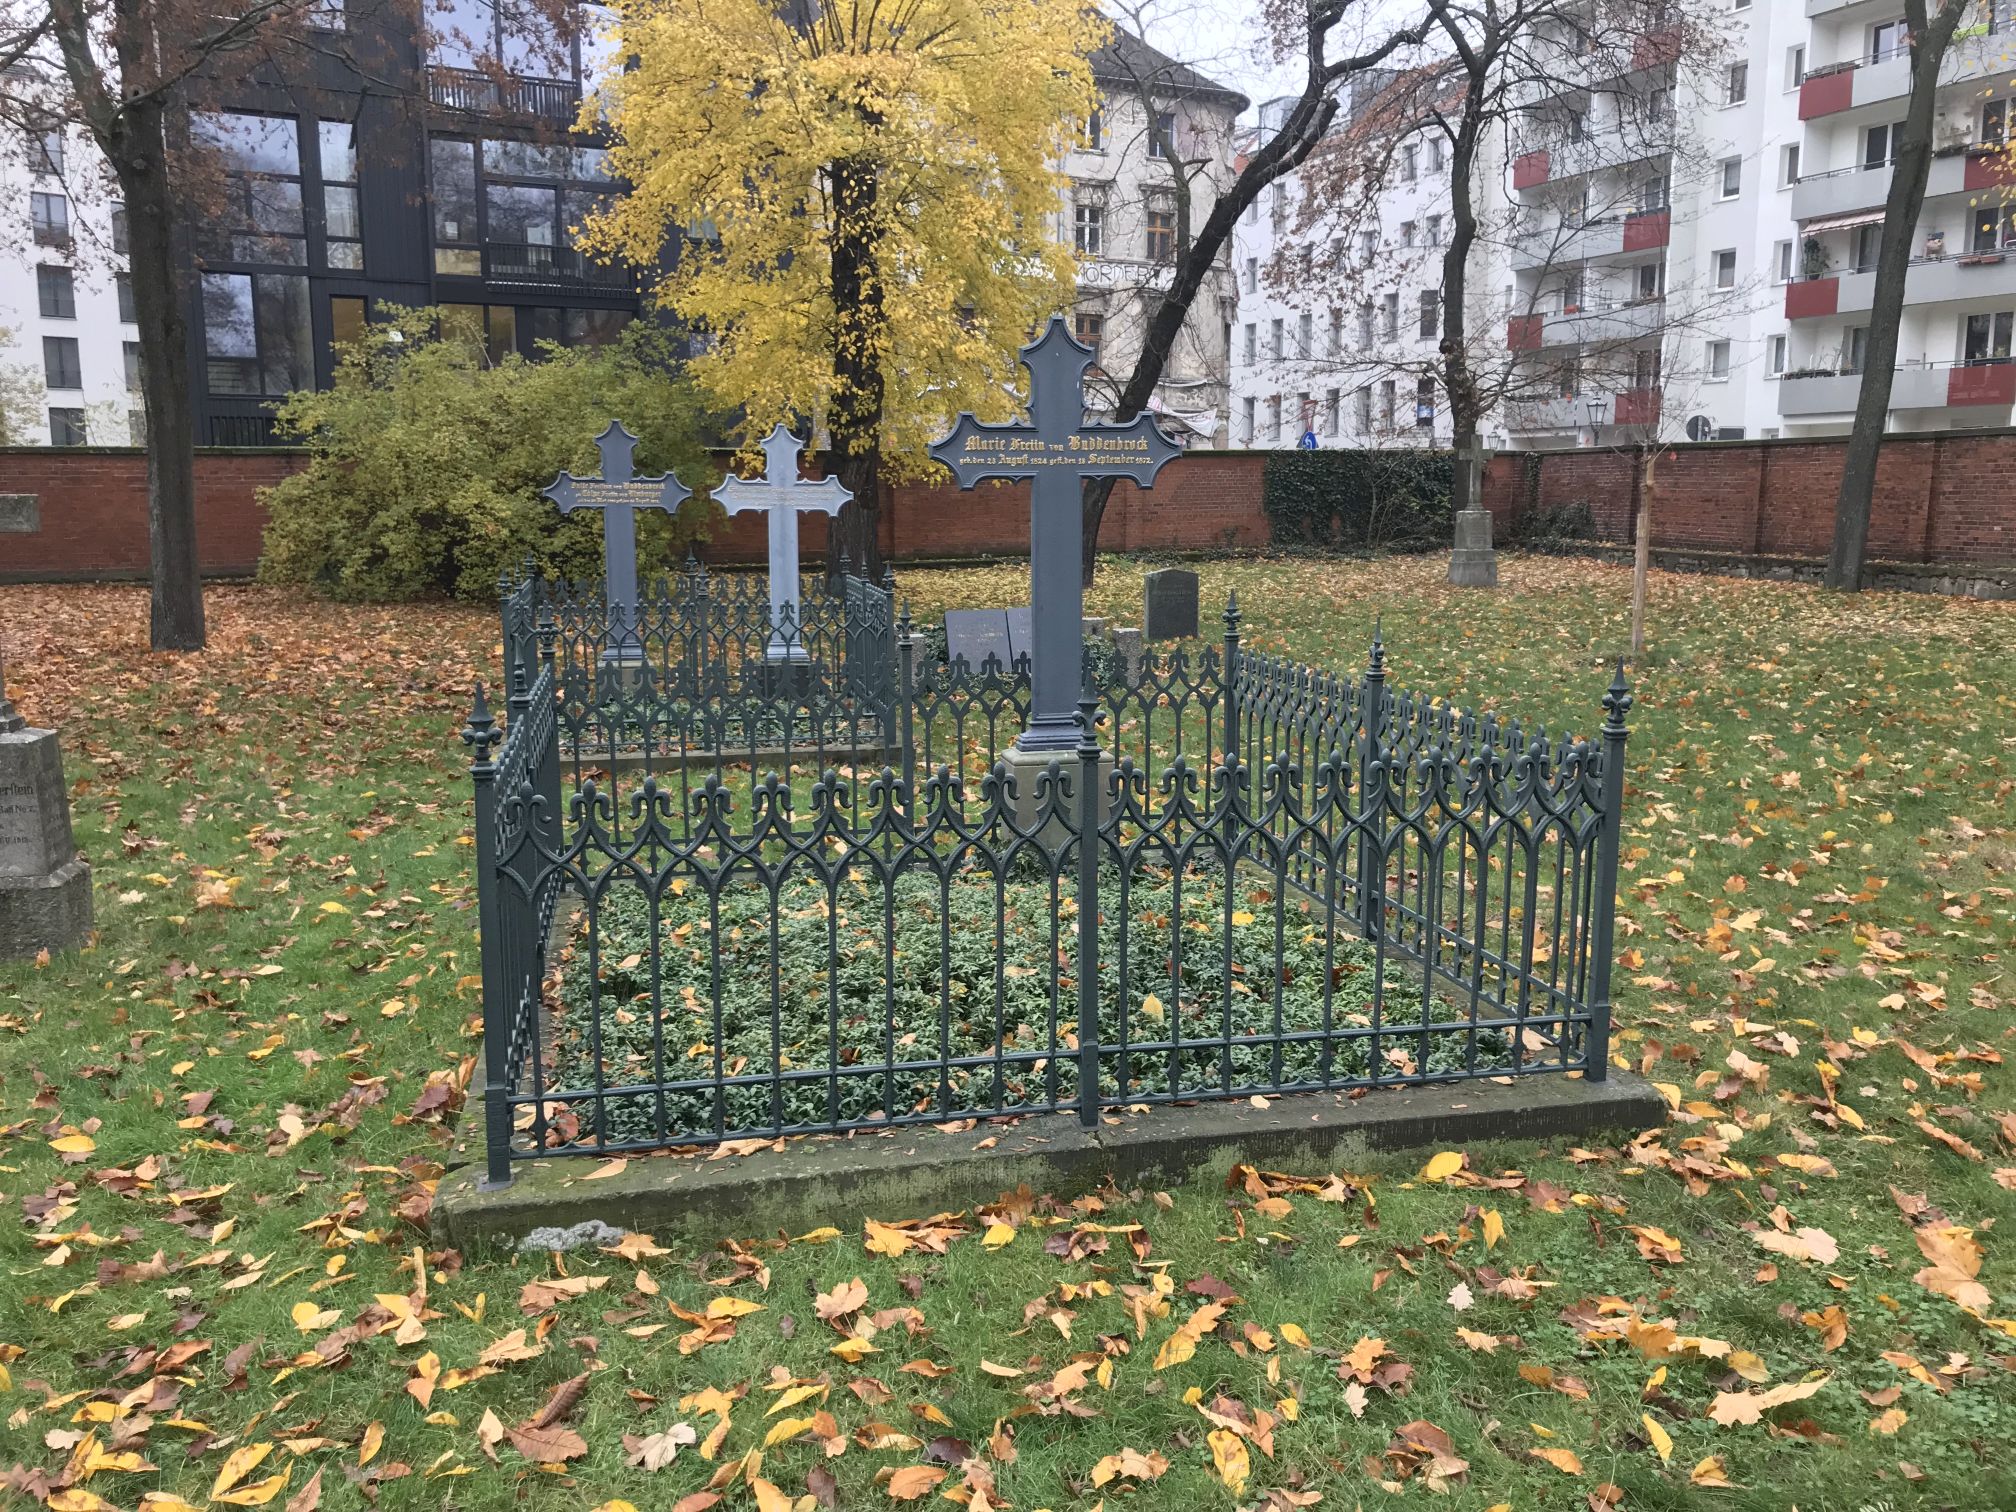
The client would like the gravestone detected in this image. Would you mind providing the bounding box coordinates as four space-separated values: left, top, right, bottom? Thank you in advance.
713 425 853 666
1111 627 1145 684
1142 567 1199 640
0 648 92 958
1447 437 1499 589
944 607 1030 672
541 422 692 662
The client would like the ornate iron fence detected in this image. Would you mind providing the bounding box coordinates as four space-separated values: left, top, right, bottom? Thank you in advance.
467 584 1630 1185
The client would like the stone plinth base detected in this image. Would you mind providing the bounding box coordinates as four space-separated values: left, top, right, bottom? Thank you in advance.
1 724 93 958
1448 509 1499 588
999 744 1113 852
0 859 93 959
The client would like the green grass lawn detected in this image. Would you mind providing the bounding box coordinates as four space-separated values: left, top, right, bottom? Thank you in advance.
1 554 2010 1512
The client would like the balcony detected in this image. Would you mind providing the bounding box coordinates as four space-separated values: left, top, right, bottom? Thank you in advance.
1507 297 1668 351
1510 209 1669 272
469 242 632 290
1505 396 1581 432
1785 250 2016 319
426 65 582 122
1791 146 2016 222
1508 136 1671 192
1776 362 2016 416
1800 29 2009 121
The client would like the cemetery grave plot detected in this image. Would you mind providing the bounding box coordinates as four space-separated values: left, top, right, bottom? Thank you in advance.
535 854 1506 1149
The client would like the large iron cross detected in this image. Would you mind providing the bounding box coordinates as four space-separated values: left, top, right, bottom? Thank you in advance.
929 316 1180 752
541 421 692 649
713 424 853 662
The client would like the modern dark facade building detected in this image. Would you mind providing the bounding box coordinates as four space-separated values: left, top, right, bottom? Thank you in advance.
185 0 643 444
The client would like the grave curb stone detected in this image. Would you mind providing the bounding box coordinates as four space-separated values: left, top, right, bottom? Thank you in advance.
433 1069 1668 1248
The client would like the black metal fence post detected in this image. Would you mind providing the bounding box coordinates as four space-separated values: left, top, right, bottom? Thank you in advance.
1356 625 1388 938
1075 683 1102 1127
1585 662 1632 1081
897 601 917 808
1220 590 1244 858
463 684 513 1187
535 607 564 875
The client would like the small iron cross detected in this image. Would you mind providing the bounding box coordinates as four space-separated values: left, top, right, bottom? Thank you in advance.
541 422 692 648
929 317 1180 752
713 425 853 662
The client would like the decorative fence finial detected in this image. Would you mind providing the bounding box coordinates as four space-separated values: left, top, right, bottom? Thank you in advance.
1602 658 1633 733
462 682 498 765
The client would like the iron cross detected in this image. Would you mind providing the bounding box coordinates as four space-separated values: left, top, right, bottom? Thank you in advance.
541 421 692 650
929 317 1180 752
713 425 853 662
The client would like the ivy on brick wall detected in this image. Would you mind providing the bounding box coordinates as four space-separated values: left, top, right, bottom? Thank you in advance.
1261 449 1455 549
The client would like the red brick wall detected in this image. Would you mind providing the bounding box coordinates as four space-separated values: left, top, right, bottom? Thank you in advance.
0 447 301 583
1480 429 2016 566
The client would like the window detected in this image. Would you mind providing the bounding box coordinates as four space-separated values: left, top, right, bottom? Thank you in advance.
1768 334 1787 375
430 137 479 274
1381 292 1399 339
1647 87 1674 122
1080 104 1104 152
201 270 312 394
1295 391 1311 434
1714 249 1737 290
1296 311 1312 354
43 335 82 390
1244 256 1259 294
431 0 561 73
1242 322 1256 364
1716 427 1746 441
1323 388 1340 435
1870 20 1907 63
1268 318 1283 360
1359 229 1376 261
1400 220 1416 247
110 202 127 255
441 302 519 364
1844 325 1870 373
1148 109 1176 158
1985 99 2009 145
307 0 346 30
331 296 367 356
123 341 143 392
1418 290 1439 339
1327 307 1343 357
1414 376 1435 427
320 120 363 270
1787 45 1807 87
1781 143 1801 186
1241 395 1256 444
30 127 62 176
1357 302 1374 345
1073 201 1104 255
1963 310 2015 363
565 308 631 347
1707 340 1731 380
49 408 86 447
1354 387 1372 431
116 273 136 323
1725 63 1748 105
1428 138 1445 172
1265 394 1281 441
1426 214 1442 247
1640 174 1670 212
1269 182 1286 228
1074 310 1103 357
36 265 75 320
1971 203 2016 253
1864 123 1895 169
1145 208 1175 262
1855 222 1883 270
1378 379 1396 427
1634 348 1662 389
1637 260 1665 300
1775 239 1794 283
1719 156 1742 198
31 192 69 248
192 111 307 265
1402 143 1419 181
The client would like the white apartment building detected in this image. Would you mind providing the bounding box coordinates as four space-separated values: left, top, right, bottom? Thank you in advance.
1230 84 1467 450
1064 31 1246 446
1778 0 2016 433
0 123 142 446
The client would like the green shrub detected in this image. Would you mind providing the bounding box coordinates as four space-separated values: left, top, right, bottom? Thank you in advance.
1510 497 1598 554
258 309 721 600
1261 449 1455 551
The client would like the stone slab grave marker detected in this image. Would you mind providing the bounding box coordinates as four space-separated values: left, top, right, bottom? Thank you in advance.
0 647 92 959
943 607 1031 673
713 424 854 665
541 422 692 662
1142 567 1199 640
930 316 1180 754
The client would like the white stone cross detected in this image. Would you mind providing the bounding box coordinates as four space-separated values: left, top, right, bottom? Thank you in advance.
714 425 853 662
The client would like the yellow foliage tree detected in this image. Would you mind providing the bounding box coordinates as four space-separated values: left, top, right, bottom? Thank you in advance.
581 0 1107 571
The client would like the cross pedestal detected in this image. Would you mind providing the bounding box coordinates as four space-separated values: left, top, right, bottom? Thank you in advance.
1448 437 1499 589
714 425 853 686
541 422 693 665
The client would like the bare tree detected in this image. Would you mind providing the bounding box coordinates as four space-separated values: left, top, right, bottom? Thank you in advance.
0 0 577 650
1074 0 1444 585
1825 0 1971 592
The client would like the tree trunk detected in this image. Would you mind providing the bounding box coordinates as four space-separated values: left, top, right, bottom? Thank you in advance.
824 152 885 581
1826 1 1962 591
113 103 205 650
1632 448 1655 658
1440 99 1486 517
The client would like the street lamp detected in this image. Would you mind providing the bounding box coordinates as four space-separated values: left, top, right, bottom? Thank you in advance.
1583 395 1606 448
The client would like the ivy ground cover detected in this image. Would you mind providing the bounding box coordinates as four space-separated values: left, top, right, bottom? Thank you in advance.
0 555 2011 1512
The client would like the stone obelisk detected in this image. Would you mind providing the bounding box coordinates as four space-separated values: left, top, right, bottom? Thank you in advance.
0 647 93 958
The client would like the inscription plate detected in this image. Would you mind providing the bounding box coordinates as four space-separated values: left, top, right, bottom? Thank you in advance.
0 494 38 533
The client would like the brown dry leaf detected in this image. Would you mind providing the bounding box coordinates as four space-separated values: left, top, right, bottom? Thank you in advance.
816 1278 869 1323
1708 1376 1828 1427
583 1158 629 1180
1530 1446 1584 1475
1690 1455 1733 1487
886 1465 949 1500
1912 1225 1992 1311
1626 1225 1684 1264
1090 1448 1170 1486
506 1422 589 1463
1755 1227 1839 1266
1869 1408 1909 1436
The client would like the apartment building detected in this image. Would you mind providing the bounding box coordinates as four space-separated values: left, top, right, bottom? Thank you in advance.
1064 32 1246 446
1229 82 1471 450
1779 0 2016 433
3 2 643 448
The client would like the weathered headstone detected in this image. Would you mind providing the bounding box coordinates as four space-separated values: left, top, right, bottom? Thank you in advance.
1448 437 1499 589
0 493 37 533
713 424 853 664
541 422 692 660
944 607 1030 672
930 317 1181 754
1111 627 1145 684
0 648 92 959
1142 567 1199 641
